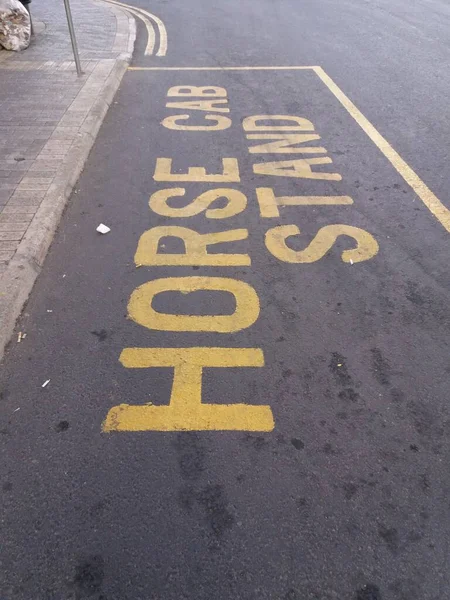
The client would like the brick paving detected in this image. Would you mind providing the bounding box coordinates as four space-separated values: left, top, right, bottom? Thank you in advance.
0 0 132 275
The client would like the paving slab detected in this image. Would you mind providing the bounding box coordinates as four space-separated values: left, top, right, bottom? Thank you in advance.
0 0 135 358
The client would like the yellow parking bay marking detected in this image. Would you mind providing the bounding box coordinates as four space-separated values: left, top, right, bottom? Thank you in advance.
128 66 317 71
127 65 450 232
312 67 450 233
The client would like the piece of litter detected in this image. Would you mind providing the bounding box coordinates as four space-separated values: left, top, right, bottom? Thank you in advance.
337 363 342 367
96 223 111 234
14 407 20 412
350 259 354 265
47 310 53 313
22 333 27 339
42 379 50 388
17 332 22 343
62 274 66 278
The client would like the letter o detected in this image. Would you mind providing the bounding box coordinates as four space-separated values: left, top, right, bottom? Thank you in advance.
128 276 260 333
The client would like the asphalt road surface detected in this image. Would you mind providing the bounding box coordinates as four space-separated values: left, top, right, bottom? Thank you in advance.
1 1 450 599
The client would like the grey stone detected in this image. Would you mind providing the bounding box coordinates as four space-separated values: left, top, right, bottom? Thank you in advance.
0 0 31 51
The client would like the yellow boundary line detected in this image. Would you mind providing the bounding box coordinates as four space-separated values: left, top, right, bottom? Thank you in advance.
102 0 167 56
127 65 450 232
312 66 450 232
103 0 155 55
128 66 316 71
141 8 167 56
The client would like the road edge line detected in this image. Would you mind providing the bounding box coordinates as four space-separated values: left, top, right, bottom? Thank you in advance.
101 0 155 55
99 0 166 56
0 7 136 362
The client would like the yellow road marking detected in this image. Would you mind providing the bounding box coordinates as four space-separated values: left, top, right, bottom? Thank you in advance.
127 65 449 231
154 157 240 183
103 347 274 432
135 226 251 266
252 157 341 180
128 277 260 333
143 8 167 56
102 0 167 56
102 0 155 55
149 188 248 219
128 66 317 71
256 188 353 217
265 224 379 264
113 0 167 56
312 66 450 233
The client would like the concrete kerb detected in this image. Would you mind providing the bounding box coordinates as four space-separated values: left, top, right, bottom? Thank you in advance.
0 6 136 361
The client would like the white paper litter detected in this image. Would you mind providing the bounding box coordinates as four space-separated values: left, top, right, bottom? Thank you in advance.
42 379 50 388
96 224 111 234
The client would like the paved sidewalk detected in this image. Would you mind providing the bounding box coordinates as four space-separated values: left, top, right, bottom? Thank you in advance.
0 0 135 357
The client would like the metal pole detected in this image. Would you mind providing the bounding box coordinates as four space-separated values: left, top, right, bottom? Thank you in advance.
62 0 83 76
